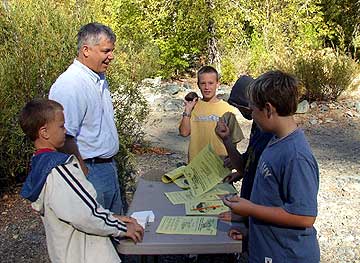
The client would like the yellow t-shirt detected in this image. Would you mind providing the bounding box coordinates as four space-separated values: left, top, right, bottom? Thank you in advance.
188 99 243 161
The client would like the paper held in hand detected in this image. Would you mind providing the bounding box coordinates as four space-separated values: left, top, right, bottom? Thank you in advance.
184 144 231 197
164 189 219 205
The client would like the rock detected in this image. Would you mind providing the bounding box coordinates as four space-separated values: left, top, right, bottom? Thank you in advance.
345 101 354 108
355 101 360 113
345 111 353 117
328 102 337 109
183 82 192 90
142 76 162 86
344 235 355 243
144 93 163 104
325 118 334 123
309 118 318 125
163 99 183 112
296 100 309 114
320 104 330 112
310 101 318 109
164 83 181 95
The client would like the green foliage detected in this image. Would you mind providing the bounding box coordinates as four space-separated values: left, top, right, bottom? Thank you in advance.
0 0 85 191
293 49 359 101
320 0 360 59
220 56 238 84
0 0 150 194
103 0 161 82
110 80 149 212
1 0 360 194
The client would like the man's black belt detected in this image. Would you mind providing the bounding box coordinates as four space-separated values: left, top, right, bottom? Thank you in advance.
84 157 113 164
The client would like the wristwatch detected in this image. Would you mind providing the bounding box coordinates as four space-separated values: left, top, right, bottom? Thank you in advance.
182 111 191 117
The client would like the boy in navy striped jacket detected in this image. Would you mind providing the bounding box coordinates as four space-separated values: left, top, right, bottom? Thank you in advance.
19 98 143 263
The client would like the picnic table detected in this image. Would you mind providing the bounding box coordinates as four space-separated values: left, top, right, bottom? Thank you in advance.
117 169 245 256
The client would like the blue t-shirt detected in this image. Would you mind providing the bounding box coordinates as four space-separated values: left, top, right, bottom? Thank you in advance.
240 123 272 200
249 128 320 263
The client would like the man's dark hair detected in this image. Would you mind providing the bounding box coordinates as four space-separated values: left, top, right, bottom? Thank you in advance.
77 22 116 54
248 70 299 116
19 98 63 141
197 66 219 85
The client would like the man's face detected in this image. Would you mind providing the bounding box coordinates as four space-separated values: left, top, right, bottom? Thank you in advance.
198 72 219 102
85 35 115 73
46 110 66 149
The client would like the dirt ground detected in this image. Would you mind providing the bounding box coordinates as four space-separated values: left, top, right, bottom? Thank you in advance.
0 93 359 262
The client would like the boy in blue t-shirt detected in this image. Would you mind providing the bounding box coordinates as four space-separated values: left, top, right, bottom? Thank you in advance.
223 70 320 262
216 75 273 201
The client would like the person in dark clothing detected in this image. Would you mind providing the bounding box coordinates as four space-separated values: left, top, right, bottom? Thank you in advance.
215 75 272 251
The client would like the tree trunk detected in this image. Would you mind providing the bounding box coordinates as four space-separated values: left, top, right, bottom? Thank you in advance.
206 0 221 73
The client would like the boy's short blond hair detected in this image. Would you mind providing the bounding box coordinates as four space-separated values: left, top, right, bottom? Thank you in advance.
197 65 219 86
19 98 63 141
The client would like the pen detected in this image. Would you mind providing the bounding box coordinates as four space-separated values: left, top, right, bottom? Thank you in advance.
191 205 221 211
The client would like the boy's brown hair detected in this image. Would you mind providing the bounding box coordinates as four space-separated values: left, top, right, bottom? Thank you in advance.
197 65 219 86
19 98 63 141
248 70 299 116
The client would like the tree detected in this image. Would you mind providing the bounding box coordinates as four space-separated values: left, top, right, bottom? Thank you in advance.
320 0 360 59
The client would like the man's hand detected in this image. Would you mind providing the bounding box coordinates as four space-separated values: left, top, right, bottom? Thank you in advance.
215 119 230 141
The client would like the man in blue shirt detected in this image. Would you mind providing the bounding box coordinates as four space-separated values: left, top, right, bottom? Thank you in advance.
223 70 320 262
49 23 123 214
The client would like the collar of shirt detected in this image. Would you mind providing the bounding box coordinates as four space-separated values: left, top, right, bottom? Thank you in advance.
73 59 106 85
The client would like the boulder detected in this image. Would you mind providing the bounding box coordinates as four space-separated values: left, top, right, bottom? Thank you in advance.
296 100 310 114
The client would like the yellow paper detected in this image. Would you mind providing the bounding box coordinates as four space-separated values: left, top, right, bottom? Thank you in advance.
164 190 219 205
185 200 230 215
161 166 186 183
156 216 217 235
206 183 238 195
173 177 190 189
184 144 230 197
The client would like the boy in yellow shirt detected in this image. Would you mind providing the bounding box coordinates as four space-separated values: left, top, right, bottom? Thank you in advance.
179 66 244 161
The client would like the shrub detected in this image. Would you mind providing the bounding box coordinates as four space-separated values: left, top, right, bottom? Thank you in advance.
0 0 150 196
110 80 149 212
220 56 237 84
0 0 84 193
293 49 359 101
